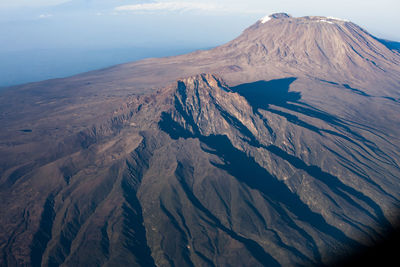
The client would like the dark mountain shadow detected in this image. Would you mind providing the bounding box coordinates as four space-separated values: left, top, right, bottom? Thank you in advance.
231 78 326 136
232 78 399 169
319 79 400 104
231 78 348 132
231 78 393 225
30 195 55 267
342 84 370 97
158 76 398 264
159 112 364 264
231 78 300 110
175 162 281 267
231 78 349 132
375 38 400 52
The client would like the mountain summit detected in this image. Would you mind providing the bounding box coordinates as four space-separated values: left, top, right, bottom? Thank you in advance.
212 13 400 88
1 15 400 266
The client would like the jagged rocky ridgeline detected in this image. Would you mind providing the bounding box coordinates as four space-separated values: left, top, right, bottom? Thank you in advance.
1 14 400 267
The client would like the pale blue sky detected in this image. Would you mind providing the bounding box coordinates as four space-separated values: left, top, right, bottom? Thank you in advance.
1 0 399 51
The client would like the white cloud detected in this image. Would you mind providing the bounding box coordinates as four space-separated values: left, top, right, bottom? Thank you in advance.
114 1 266 14
115 2 220 12
327 16 349 22
38 13 53 18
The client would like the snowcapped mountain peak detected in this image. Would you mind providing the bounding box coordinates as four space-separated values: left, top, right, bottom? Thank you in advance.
260 15 271 23
327 16 350 22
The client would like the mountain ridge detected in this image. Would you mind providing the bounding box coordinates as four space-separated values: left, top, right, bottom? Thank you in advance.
1 14 400 266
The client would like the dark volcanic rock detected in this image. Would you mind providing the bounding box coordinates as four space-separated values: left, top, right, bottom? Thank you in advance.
1 14 400 267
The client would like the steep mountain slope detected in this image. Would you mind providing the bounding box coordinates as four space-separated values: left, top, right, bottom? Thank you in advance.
1 14 400 266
